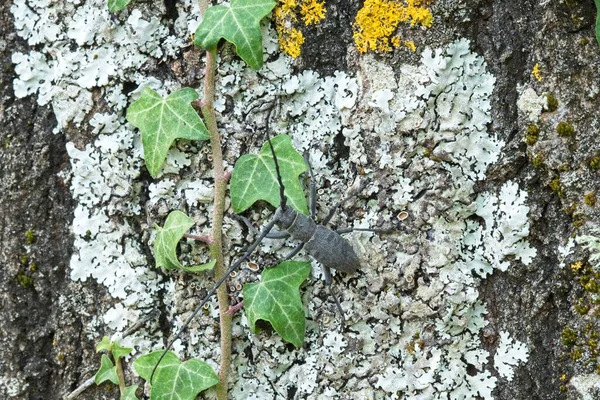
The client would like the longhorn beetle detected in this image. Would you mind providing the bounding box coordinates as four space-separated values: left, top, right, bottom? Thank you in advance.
150 111 385 381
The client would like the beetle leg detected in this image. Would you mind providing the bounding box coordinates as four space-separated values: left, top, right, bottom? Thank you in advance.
266 231 291 239
283 242 304 260
322 265 346 328
336 227 393 234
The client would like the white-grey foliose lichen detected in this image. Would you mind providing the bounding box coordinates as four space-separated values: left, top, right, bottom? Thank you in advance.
10 1 534 398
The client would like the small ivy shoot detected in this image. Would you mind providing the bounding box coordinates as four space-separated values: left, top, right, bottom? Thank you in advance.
111 341 134 362
193 0 276 69
126 87 209 178
94 337 133 388
96 335 112 353
94 354 119 385
230 134 308 214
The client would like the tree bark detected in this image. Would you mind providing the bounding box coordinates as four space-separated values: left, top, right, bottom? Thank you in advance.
1 0 599 399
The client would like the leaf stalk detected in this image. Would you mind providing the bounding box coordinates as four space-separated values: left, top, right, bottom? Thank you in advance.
115 356 126 396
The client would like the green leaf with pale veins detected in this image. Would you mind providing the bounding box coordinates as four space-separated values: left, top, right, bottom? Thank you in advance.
126 87 209 178
121 385 139 400
133 351 218 400
111 341 133 362
230 134 308 214
154 210 215 273
96 336 112 353
193 0 276 69
94 354 119 385
243 260 311 347
96 336 132 361
108 0 131 12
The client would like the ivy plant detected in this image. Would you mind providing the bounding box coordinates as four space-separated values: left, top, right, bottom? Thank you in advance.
93 336 138 398
101 0 320 399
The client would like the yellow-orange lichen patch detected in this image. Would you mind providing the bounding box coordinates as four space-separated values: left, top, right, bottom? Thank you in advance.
353 0 433 53
404 40 417 51
278 27 305 58
275 0 327 58
532 63 543 82
300 0 326 25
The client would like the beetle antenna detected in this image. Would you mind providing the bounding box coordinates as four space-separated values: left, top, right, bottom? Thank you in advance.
265 108 287 211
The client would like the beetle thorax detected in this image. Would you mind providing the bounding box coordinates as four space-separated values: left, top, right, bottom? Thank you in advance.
277 206 317 242
277 206 297 229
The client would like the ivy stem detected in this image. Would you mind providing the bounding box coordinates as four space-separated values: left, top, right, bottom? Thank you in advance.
115 356 126 396
198 2 231 398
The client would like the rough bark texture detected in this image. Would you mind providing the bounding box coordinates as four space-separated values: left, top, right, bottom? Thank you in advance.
1 0 600 399
0 3 117 399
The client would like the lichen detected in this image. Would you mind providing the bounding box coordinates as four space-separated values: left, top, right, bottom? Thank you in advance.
517 86 546 122
347 40 531 398
300 0 326 25
352 0 433 53
576 230 600 270
532 63 542 81
274 0 326 58
494 331 529 381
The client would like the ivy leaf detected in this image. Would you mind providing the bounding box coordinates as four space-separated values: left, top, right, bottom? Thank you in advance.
96 336 112 353
108 0 131 12
94 354 119 385
230 134 308 214
243 260 311 347
126 87 209 178
96 336 132 361
193 0 276 69
112 341 133 362
177 259 216 273
154 210 215 273
133 351 219 400
121 385 139 400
